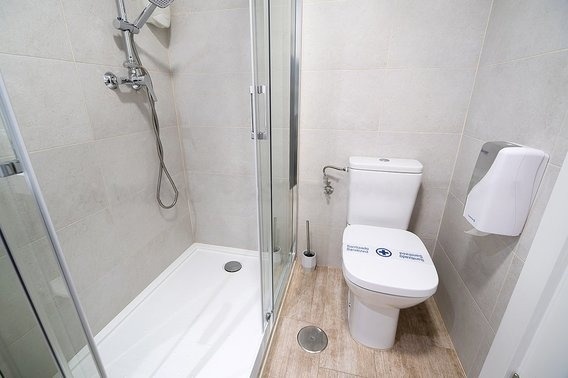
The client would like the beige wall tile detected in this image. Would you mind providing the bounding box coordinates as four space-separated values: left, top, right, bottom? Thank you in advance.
409 186 448 240
388 0 492 68
516 164 561 260
438 194 517 319
171 0 249 14
300 70 384 131
480 0 568 65
489 254 524 330
433 243 493 374
449 135 485 203
376 132 461 189
57 210 125 293
0 254 37 345
551 114 568 167
465 52 568 153
170 9 251 74
0 55 93 152
381 68 475 133
0 0 73 61
61 0 170 71
467 326 495 377
30 143 108 229
173 72 251 127
302 0 394 71
182 127 255 176
193 212 258 250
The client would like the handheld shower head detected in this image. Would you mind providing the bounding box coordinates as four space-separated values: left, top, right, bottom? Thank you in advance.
133 0 174 30
148 0 175 7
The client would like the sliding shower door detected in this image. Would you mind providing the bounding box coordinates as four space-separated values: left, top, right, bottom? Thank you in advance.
251 0 299 330
0 76 104 377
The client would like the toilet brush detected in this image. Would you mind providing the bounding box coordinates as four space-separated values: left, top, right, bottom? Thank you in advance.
301 220 316 271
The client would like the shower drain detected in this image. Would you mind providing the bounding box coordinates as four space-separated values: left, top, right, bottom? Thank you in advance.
297 326 328 353
224 261 242 273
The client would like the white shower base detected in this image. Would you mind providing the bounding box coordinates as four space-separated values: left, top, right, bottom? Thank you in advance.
70 243 263 377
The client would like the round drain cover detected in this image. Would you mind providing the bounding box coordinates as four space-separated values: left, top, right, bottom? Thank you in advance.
224 261 242 273
297 326 328 353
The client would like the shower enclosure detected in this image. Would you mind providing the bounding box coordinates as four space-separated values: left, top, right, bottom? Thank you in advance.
0 0 300 376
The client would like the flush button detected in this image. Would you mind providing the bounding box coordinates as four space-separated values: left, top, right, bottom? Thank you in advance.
379 158 390 162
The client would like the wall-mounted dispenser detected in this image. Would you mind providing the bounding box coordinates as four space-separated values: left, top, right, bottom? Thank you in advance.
463 141 548 236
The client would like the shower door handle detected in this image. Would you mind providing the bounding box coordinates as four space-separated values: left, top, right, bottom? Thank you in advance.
249 86 255 139
249 85 269 140
256 85 269 140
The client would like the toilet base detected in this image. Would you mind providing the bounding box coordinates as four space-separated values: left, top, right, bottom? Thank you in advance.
347 290 399 349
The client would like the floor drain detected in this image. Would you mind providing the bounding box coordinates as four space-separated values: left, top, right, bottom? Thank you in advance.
297 326 328 353
224 261 242 273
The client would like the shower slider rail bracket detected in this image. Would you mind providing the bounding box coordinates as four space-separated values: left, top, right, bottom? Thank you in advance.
0 159 23 178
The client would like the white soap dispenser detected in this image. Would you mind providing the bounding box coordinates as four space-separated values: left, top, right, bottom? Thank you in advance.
463 141 548 236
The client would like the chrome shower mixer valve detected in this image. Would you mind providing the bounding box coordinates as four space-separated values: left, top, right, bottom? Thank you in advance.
103 68 157 102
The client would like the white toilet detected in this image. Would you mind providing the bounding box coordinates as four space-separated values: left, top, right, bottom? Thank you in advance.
342 156 438 349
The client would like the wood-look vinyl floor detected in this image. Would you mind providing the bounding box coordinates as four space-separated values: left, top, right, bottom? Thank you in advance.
262 264 465 378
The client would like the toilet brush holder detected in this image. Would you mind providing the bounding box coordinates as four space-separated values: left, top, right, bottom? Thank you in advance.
301 220 316 272
301 250 316 272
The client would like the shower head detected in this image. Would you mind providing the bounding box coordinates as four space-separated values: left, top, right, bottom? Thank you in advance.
149 0 175 7
133 0 174 30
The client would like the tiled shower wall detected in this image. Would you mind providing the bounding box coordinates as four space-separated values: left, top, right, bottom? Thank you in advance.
0 0 192 346
170 1 258 250
297 0 494 265
434 0 568 375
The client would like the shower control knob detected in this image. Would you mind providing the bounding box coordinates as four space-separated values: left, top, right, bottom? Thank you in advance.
103 72 118 90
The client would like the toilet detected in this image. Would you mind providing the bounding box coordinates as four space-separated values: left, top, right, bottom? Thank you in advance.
342 156 438 349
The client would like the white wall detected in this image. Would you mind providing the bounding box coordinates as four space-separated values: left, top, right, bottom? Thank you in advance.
297 0 493 266
0 0 193 346
434 0 568 375
169 0 258 250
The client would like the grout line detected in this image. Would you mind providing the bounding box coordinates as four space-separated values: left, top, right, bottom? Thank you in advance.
170 6 250 17
433 0 496 251
166 24 196 240
486 255 515 331
301 66 479 73
300 128 462 135
0 51 75 64
436 241 493 328
428 297 468 377
481 46 568 68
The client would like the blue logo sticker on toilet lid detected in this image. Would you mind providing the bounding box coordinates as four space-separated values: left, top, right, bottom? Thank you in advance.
376 248 392 257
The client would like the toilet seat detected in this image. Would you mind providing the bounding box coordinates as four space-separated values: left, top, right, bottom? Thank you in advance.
342 225 438 298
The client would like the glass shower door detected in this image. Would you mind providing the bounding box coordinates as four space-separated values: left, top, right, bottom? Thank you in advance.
250 0 299 328
0 75 104 377
269 0 298 309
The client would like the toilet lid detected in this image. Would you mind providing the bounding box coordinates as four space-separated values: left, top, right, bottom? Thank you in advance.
342 225 438 298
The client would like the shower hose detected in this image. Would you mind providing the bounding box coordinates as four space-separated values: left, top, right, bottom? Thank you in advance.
130 33 179 209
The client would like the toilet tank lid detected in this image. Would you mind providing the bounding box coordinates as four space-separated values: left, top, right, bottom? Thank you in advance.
349 157 423 173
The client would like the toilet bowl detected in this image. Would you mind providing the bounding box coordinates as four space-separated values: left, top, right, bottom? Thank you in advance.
342 225 438 349
340 156 439 349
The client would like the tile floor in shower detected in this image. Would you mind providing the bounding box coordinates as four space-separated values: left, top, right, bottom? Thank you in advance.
263 263 465 377
70 243 263 378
